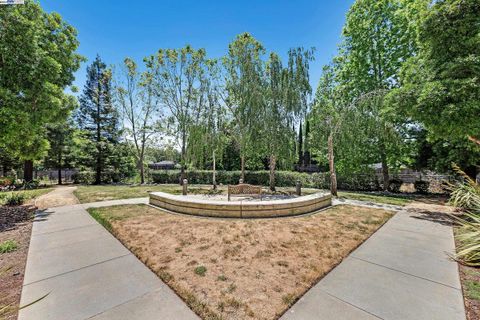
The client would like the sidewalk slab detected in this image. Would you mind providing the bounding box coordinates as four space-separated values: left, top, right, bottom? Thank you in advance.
317 257 465 320
24 234 130 284
281 288 380 320
20 255 161 320
19 199 199 320
351 223 460 289
28 224 110 252
90 287 200 320
282 207 466 320
33 210 97 235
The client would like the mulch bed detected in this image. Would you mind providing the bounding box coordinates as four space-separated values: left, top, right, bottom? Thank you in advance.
0 205 35 320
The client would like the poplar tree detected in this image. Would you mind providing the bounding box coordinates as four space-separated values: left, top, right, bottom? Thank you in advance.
223 33 265 181
146 45 207 184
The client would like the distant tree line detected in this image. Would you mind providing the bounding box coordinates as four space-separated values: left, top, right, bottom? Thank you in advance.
0 0 478 193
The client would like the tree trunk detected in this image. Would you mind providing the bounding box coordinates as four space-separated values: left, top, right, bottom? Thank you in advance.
58 166 63 185
212 150 217 190
95 144 101 185
180 132 186 185
240 154 245 182
328 133 337 196
23 160 33 183
269 154 276 192
139 159 145 184
58 150 63 185
380 149 389 191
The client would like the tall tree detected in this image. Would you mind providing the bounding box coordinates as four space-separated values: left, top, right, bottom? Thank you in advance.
312 65 342 196
78 55 120 184
0 0 83 182
388 0 480 172
115 57 161 184
146 45 207 184
339 0 423 189
45 118 76 185
263 48 314 191
223 33 265 181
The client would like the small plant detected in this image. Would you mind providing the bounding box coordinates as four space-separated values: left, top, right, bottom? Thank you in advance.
4 192 26 206
388 178 402 193
217 274 227 281
194 265 207 276
452 212 480 266
414 180 429 194
282 293 296 305
0 240 18 254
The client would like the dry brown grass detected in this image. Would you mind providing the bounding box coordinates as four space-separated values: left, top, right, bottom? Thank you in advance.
90 204 392 320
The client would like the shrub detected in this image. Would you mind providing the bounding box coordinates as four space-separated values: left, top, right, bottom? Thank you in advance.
149 170 385 191
3 192 26 206
449 167 480 266
0 240 18 254
388 178 403 193
0 177 12 187
414 180 430 194
73 171 96 184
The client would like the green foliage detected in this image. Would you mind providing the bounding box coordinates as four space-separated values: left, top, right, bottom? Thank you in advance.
0 240 18 254
194 266 207 276
453 212 480 266
77 55 122 184
72 171 96 185
388 0 480 143
3 192 26 206
0 0 83 162
449 167 480 266
150 170 384 191
88 208 113 233
114 57 162 184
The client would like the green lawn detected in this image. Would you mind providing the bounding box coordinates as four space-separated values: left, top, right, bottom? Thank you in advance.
338 191 413 206
0 188 53 205
74 184 323 203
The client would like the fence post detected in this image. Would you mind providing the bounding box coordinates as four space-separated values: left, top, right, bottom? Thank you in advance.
182 179 188 195
296 180 302 196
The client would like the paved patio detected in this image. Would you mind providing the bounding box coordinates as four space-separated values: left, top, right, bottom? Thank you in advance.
19 197 466 320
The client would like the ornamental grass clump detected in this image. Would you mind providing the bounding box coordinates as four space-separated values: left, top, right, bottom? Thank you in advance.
449 165 480 266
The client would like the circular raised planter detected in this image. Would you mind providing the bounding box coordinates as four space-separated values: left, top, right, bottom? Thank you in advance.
149 191 332 218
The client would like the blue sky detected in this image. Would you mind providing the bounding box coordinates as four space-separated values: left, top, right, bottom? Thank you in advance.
41 0 354 92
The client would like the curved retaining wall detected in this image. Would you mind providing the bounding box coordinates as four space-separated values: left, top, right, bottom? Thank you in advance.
149 191 332 218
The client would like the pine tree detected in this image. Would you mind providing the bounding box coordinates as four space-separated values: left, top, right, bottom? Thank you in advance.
78 55 120 184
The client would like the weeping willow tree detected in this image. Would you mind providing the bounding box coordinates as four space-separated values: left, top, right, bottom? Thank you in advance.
187 59 227 189
262 48 314 191
338 0 422 189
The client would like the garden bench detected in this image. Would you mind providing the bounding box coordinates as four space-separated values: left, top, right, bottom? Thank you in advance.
227 183 262 201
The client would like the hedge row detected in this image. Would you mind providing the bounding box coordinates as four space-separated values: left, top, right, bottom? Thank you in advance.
150 170 382 191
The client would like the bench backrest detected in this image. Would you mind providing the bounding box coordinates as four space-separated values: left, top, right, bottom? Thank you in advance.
227 183 262 200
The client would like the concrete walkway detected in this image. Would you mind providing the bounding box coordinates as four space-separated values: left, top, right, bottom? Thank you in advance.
19 198 198 320
281 205 466 320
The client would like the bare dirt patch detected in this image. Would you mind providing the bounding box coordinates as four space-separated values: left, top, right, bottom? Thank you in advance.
90 204 393 320
0 206 35 320
34 186 79 209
